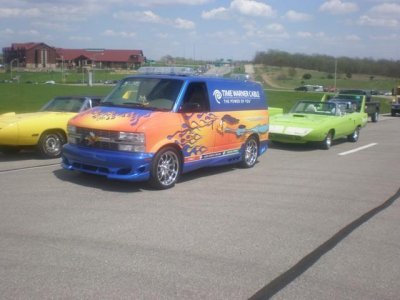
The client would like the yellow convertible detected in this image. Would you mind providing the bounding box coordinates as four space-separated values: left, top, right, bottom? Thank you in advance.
0 96 101 158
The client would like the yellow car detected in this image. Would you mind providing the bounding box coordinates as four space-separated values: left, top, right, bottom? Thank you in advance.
0 96 101 158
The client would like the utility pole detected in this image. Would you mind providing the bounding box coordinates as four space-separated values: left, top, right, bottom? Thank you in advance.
334 58 337 92
61 56 64 83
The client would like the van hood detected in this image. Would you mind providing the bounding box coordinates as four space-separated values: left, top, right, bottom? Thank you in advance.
68 106 162 131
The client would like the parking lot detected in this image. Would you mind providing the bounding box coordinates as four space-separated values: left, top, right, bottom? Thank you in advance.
0 116 399 299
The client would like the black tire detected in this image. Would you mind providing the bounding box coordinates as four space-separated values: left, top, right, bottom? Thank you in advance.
321 131 333 150
149 147 181 189
37 131 65 158
239 136 258 168
347 126 360 143
392 111 396 117
371 111 379 122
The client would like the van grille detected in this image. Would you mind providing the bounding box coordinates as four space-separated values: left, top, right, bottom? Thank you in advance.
74 127 119 150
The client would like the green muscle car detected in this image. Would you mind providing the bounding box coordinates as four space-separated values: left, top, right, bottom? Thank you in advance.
269 100 365 149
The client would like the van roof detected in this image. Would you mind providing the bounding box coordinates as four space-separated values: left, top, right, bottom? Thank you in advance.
135 66 255 83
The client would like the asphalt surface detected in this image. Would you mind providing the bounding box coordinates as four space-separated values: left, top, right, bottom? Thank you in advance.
0 115 399 300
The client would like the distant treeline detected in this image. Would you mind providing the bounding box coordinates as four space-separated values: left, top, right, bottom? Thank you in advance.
253 50 400 78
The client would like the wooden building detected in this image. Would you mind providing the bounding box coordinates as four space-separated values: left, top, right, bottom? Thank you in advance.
3 42 57 69
2 42 145 70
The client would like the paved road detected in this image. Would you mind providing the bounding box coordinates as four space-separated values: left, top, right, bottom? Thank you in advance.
0 116 399 299
204 65 233 76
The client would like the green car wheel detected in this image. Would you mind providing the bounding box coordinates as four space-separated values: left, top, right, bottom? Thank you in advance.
321 131 333 150
347 126 360 142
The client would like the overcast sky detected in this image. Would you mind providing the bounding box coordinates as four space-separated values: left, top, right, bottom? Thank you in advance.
0 0 399 61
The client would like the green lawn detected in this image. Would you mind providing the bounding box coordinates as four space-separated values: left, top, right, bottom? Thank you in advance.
0 82 313 114
255 65 398 92
255 65 395 113
0 83 112 113
0 75 393 114
267 90 322 112
0 69 128 85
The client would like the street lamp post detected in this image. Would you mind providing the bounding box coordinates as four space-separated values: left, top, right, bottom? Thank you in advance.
92 58 95 86
61 56 65 83
10 58 18 81
91 52 104 86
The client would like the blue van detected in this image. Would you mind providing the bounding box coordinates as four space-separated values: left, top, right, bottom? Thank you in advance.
62 67 269 189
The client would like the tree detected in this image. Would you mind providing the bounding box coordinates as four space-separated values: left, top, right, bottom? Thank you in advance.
346 72 352 79
253 49 400 78
160 55 174 65
302 73 312 80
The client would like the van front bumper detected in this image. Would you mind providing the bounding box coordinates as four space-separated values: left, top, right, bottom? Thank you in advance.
62 144 154 182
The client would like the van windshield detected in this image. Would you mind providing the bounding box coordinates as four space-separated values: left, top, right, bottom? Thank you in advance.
102 77 183 111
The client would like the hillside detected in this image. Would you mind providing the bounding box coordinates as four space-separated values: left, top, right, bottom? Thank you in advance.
253 64 398 92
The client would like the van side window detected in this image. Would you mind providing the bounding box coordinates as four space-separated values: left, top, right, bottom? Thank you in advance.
180 82 210 112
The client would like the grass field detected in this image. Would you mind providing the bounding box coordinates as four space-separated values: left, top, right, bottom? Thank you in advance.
0 69 129 85
255 65 398 92
0 83 113 113
0 67 394 114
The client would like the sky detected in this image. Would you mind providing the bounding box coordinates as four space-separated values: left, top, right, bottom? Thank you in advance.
0 0 399 61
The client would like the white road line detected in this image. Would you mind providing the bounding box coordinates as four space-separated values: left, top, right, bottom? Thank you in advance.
338 143 378 156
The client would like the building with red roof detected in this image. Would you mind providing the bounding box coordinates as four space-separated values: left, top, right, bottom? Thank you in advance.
3 42 57 69
2 42 145 70
56 48 145 69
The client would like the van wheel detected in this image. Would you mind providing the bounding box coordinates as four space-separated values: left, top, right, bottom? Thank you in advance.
37 131 65 158
149 147 181 189
347 126 360 142
239 136 258 168
321 131 333 150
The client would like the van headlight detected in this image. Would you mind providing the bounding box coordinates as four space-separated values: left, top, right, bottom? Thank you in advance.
67 125 78 144
67 125 77 134
116 132 145 152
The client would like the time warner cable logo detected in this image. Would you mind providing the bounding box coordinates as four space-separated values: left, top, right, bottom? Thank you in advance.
213 90 223 104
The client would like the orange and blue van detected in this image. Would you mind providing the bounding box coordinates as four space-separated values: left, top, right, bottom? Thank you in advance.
62 67 269 189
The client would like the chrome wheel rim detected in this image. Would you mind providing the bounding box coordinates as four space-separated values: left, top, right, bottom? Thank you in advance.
353 128 359 140
326 134 332 148
157 150 179 186
244 139 258 166
45 134 61 155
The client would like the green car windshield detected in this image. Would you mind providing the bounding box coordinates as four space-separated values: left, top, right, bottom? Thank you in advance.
330 95 363 112
102 77 183 111
291 101 338 116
